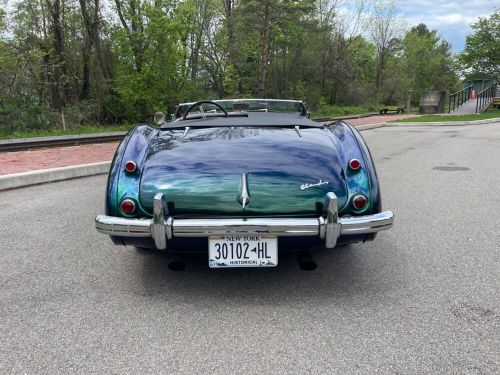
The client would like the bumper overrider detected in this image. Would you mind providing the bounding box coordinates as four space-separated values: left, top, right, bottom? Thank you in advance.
95 192 394 250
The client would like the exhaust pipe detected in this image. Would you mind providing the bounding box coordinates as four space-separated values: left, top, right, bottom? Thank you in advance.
167 255 187 271
297 251 317 271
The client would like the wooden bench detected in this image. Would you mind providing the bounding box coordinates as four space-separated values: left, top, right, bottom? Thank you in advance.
379 106 405 114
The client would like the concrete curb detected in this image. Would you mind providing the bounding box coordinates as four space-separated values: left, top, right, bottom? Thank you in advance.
0 161 111 191
354 123 386 131
386 117 500 127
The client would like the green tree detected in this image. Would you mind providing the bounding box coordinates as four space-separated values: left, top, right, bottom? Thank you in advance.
0 7 5 30
370 0 402 101
111 0 194 120
345 36 377 104
1 1 62 134
0 7 16 111
78 0 110 101
0 0 470 136
402 24 459 104
460 10 500 83
236 0 315 98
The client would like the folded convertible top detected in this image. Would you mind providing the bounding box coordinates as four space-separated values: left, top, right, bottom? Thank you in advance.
163 112 323 129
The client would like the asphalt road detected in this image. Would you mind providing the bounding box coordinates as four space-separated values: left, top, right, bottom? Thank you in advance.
1 123 499 374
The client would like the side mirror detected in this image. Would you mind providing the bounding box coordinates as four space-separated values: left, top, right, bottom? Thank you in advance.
154 112 166 125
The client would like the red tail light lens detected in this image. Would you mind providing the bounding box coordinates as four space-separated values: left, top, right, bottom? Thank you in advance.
352 195 367 210
124 161 137 173
120 199 136 214
348 159 361 171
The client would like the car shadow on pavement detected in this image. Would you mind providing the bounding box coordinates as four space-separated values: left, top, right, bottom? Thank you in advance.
133 239 400 305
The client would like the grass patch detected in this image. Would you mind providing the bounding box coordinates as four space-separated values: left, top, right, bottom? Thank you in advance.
0 124 135 140
389 108 500 123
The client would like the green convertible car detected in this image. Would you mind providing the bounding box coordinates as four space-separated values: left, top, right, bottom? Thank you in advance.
95 99 394 269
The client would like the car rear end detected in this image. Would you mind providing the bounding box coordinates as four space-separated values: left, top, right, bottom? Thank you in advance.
96 114 393 268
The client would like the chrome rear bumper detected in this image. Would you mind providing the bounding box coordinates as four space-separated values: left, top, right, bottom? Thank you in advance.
95 192 394 250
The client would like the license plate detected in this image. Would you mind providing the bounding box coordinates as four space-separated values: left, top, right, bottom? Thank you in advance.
209 235 277 268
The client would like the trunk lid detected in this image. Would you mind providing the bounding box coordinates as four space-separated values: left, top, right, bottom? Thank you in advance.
139 127 348 216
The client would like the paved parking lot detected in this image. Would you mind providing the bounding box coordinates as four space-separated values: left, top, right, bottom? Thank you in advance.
0 123 498 374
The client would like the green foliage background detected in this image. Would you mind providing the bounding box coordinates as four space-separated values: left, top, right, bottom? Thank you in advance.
0 1 494 136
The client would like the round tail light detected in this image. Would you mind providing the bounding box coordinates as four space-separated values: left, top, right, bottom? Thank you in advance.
348 159 361 171
120 199 136 214
352 195 367 210
124 161 137 173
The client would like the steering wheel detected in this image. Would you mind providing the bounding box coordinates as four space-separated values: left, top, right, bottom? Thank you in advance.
182 100 228 120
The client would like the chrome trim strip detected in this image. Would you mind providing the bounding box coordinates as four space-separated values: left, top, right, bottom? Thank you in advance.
172 218 320 237
179 99 305 106
318 217 326 239
95 215 151 237
165 217 173 240
323 192 339 248
339 211 394 235
151 193 168 250
239 173 250 209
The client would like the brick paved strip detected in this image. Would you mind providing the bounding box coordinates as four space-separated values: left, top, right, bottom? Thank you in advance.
343 114 416 126
0 142 118 176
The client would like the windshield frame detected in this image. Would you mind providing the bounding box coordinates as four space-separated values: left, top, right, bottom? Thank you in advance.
173 99 307 119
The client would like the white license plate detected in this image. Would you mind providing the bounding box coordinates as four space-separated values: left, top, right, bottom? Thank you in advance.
209 235 277 268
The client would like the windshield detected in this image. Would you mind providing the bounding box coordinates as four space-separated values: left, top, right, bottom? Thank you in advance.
174 99 306 119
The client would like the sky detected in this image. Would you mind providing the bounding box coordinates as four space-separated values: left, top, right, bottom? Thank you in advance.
396 0 497 51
